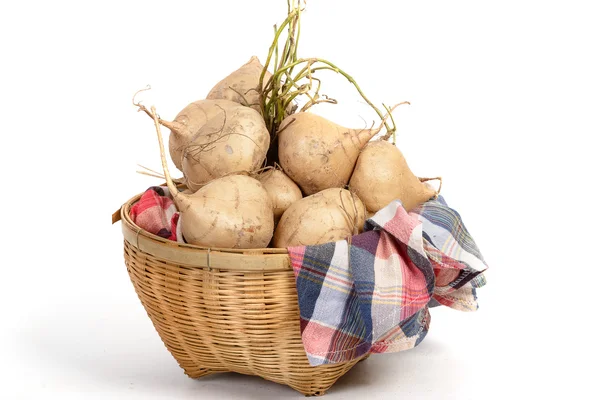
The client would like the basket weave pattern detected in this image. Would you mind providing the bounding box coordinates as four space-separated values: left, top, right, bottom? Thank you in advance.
121 194 363 395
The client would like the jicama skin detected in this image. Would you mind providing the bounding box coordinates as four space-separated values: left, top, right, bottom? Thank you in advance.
179 174 274 248
168 99 239 171
149 106 274 249
273 188 365 247
277 112 383 195
349 141 436 212
257 169 303 220
206 56 269 113
182 103 270 192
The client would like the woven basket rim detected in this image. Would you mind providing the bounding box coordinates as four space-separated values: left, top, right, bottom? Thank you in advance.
119 191 292 271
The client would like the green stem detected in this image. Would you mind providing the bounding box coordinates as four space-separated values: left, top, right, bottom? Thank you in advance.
261 0 398 165
293 8 301 60
271 59 395 135
273 25 279 74
277 10 300 96
382 103 398 143
259 11 295 101
278 64 324 99
261 6 301 133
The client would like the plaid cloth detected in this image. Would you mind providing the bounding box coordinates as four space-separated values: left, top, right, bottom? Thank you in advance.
130 186 183 242
415 196 488 311
288 196 487 366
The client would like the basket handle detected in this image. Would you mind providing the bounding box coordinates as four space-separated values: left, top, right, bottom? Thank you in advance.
112 208 122 224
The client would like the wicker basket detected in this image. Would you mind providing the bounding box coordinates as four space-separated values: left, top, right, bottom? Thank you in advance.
115 192 365 396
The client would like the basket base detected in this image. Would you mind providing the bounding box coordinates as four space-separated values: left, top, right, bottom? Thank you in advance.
179 357 364 396
184 368 220 379
123 237 365 396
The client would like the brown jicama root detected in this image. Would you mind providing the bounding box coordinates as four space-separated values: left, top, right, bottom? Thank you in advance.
149 106 274 249
134 89 239 172
277 103 407 195
179 174 274 248
168 99 240 171
207 56 271 113
273 188 366 248
256 168 303 220
182 102 270 192
349 141 438 212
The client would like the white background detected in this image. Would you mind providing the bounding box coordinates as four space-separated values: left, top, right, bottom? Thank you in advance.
2 0 599 398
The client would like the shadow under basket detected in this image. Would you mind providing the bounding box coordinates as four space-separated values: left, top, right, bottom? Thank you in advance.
115 192 365 396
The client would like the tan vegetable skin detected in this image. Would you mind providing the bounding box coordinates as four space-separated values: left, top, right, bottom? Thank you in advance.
150 106 275 249
274 188 365 247
277 112 382 195
349 141 436 212
257 169 303 220
182 103 270 192
178 175 275 249
168 99 239 171
206 56 270 113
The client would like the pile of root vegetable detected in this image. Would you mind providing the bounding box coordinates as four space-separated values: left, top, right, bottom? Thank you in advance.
134 2 440 249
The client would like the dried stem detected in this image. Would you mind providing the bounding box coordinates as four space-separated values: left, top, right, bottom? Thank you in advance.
338 189 361 237
136 164 184 184
149 106 188 209
419 176 443 197
136 170 166 180
133 88 184 134
376 101 410 139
